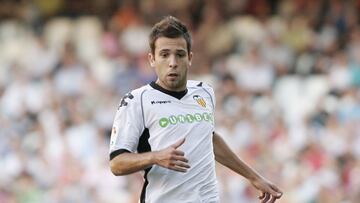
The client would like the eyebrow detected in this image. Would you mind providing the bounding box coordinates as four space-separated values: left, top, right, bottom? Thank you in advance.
159 49 187 53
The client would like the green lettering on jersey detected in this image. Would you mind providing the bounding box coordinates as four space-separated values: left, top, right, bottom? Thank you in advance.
194 113 202 122
169 115 178 124
159 112 213 128
178 115 186 123
203 112 210 121
159 118 169 127
186 114 195 123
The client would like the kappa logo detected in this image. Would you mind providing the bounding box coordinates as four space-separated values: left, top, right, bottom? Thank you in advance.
151 100 171 105
193 95 206 108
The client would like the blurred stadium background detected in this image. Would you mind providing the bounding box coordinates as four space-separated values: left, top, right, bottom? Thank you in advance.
1 0 360 202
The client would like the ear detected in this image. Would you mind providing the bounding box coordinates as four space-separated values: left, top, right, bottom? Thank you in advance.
148 53 155 67
188 52 193 66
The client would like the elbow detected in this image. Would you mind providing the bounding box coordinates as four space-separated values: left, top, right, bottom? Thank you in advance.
110 159 127 176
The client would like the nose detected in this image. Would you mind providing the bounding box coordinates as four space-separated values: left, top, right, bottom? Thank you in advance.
169 55 177 68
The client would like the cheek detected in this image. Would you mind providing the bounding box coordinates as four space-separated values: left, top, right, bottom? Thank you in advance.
155 65 166 77
181 63 189 73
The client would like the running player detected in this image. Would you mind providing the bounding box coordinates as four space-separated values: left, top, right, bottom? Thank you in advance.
110 16 283 203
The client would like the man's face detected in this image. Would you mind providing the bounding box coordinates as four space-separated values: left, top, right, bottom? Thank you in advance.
148 37 192 91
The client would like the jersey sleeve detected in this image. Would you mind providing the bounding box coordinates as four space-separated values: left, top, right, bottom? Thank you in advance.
109 91 144 158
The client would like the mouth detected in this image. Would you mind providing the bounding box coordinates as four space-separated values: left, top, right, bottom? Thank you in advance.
167 73 179 79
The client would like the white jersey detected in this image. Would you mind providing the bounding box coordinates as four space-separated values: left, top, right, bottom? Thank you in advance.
110 80 219 203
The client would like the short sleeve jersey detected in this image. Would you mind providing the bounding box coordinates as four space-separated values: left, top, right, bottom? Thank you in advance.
110 80 219 203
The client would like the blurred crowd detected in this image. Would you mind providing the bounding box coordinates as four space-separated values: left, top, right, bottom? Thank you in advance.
1 0 360 202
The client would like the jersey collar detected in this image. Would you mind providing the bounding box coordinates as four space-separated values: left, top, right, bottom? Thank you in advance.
150 81 188 100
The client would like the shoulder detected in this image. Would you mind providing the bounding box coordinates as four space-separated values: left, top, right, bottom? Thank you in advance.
117 84 151 109
187 80 215 96
129 84 152 98
187 80 214 90
125 84 153 100
187 80 216 108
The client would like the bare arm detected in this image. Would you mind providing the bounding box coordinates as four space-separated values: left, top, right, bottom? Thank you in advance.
213 132 259 180
110 151 155 175
213 132 282 203
110 138 190 176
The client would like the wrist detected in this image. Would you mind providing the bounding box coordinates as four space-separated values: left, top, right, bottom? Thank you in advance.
149 151 158 166
248 172 262 182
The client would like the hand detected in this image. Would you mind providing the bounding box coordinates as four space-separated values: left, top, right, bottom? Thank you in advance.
153 138 190 172
250 176 282 203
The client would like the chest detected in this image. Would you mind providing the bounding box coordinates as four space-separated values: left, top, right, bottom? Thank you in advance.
142 90 214 129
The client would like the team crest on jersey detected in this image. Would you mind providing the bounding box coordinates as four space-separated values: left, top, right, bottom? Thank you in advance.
193 95 206 108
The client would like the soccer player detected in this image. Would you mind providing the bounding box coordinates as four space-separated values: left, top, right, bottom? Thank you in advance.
109 16 283 203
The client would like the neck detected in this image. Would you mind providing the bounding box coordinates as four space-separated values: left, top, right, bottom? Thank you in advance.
150 81 188 100
155 79 187 92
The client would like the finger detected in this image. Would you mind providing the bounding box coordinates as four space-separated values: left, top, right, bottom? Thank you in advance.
259 192 265 199
173 150 185 156
171 138 186 149
172 161 190 169
268 195 278 203
262 193 270 203
169 165 188 173
270 185 283 198
172 155 188 163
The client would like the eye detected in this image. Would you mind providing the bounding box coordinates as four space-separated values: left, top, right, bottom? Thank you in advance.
177 52 186 58
160 53 169 58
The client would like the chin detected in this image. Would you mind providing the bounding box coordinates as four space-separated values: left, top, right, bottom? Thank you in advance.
168 83 180 89
166 81 181 89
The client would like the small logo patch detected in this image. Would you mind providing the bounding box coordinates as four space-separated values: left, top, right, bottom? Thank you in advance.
151 100 171 105
193 95 206 108
159 118 169 127
110 127 117 145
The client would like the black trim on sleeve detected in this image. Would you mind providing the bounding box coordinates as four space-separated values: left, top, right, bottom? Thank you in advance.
109 149 130 160
150 81 187 100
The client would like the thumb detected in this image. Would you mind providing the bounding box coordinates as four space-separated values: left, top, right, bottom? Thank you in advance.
171 138 186 149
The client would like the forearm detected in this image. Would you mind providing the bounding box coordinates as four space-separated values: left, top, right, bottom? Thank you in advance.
213 132 261 181
110 151 156 176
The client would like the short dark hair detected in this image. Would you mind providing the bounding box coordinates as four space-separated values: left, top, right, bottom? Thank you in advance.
149 16 192 55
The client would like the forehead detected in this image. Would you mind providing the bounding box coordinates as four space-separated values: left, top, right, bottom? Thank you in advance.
154 37 187 53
